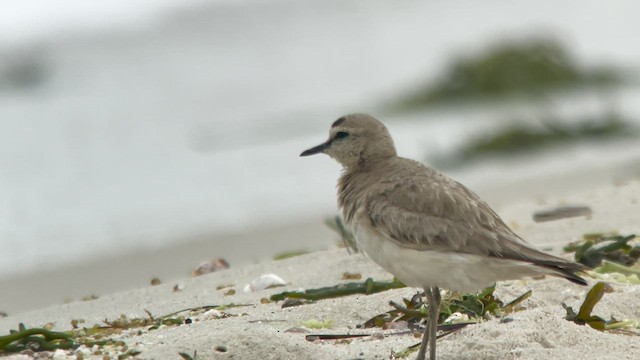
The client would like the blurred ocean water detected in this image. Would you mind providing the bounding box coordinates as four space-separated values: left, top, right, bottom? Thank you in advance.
0 0 639 277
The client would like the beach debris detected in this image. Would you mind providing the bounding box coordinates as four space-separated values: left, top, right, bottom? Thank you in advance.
281 298 306 308
247 319 287 325
362 285 531 333
501 289 533 314
270 277 405 302
363 296 424 330
191 258 230 277
443 312 469 324
154 304 250 326
301 319 333 330
223 289 236 296
273 250 309 261
383 320 410 330
120 349 143 358
305 333 369 342
532 205 592 222
284 327 308 334
243 273 287 293
589 270 640 285
100 306 233 331
75 345 91 358
564 233 638 268
150 277 161 286
342 272 362 280
52 349 70 360
214 345 227 353
81 294 99 302
590 261 640 284
216 284 234 290
0 311 6 318
563 281 638 333
202 309 224 319
178 350 197 360
0 323 75 352
0 304 250 356
173 283 184 292
393 326 464 359
70 319 85 329
325 215 358 253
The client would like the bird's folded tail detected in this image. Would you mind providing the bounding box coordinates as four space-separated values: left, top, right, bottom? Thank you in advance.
491 238 589 286
537 261 589 286
497 252 589 286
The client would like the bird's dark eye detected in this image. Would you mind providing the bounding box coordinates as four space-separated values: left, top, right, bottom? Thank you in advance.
335 131 350 140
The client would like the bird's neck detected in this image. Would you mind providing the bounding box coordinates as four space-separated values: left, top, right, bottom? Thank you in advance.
337 157 394 224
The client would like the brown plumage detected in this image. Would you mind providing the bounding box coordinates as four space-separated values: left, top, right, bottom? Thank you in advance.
301 113 588 360
340 156 587 286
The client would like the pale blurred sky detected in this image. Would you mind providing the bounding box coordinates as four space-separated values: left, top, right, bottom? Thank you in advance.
0 0 210 42
2 0 639 67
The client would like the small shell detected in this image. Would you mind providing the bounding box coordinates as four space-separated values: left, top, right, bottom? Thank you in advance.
443 312 469 324
52 349 73 360
204 309 223 318
243 273 287 292
191 258 230 276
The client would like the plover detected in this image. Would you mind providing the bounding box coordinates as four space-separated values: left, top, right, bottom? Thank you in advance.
300 113 587 360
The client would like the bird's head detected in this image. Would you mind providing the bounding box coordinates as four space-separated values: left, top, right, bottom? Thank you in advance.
300 113 397 169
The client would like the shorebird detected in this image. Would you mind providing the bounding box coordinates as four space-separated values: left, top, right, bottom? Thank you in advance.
300 113 587 360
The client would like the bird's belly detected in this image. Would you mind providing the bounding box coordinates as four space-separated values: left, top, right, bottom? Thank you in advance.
354 224 544 293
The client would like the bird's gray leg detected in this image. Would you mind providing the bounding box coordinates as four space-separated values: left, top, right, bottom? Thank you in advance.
416 287 442 360
428 287 441 360
416 288 431 360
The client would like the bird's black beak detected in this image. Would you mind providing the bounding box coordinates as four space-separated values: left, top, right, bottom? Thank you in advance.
300 141 330 157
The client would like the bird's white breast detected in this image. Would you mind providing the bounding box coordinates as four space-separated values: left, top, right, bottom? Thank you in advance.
351 219 546 293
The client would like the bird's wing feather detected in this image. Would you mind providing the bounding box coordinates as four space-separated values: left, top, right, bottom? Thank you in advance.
364 159 587 277
365 168 512 255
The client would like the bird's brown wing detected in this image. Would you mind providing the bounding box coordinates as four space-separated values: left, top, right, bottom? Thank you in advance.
365 165 511 254
365 160 587 284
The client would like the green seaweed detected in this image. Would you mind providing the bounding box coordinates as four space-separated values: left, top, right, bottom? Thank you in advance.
596 261 640 277
301 319 333 329
363 285 531 330
273 250 310 261
179 350 198 360
0 324 75 352
562 281 638 332
590 261 640 285
563 282 610 330
118 349 142 359
444 114 633 165
564 233 638 268
0 304 250 355
395 37 620 109
270 277 406 302
383 286 531 358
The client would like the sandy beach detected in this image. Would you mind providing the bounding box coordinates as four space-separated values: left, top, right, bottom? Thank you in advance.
1 179 639 359
0 219 336 315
